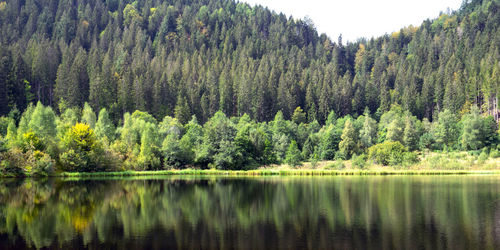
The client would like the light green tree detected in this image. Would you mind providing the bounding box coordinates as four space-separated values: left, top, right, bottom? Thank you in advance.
339 119 358 158
285 140 302 167
292 106 306 124
461 106 484 150
360 112 377 149
94 108 115 142
386 118 404 143
81 102 96 129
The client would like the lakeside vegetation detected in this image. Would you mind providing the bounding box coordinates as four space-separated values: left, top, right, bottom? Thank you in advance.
0 102 498 177
0 0 499 176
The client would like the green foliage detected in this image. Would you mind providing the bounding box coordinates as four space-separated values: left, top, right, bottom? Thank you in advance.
0 116 13 136
175 95 191 125
434 109 460 149
339 119 358 159
292 106 306 124
28 102 56 139
326 160 345 170
461 106 496 150
0 148 54 177
95 108 115 143
386 118 404 143
137 123 161 170
351 153 367 169
403 117 419 151
60 123 107 172
285 140 302 167
81 103 97 129
360 113 377 149
368 141 408 166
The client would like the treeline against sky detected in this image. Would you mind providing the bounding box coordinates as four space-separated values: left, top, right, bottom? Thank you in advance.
0 102 498 175
0 0 499 123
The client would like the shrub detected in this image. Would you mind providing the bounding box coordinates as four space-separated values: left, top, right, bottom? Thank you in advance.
401 152 420 167
59 123 108 172
0 148 25 177
478 150 489 164
351 154 367 169
490 149 500 158
26 150 54 177
326 160 345 170
368 141 407 166
0 149 54 177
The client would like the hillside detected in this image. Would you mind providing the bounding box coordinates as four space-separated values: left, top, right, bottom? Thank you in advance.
0 0 499 123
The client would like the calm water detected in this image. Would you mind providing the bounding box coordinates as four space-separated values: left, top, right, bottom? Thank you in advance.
1 176 500 249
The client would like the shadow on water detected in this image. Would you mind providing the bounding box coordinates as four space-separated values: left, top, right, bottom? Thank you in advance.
0 175 500 249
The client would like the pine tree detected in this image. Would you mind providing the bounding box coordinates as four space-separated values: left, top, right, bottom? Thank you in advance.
174 95 191 125
292 106 306 124
403 117 418 151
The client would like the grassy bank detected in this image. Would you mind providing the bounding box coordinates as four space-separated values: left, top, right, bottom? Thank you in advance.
2 151 498 178
55 169 500 178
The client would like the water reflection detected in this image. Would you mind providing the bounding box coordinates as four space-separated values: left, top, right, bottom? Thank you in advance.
0 176 499 249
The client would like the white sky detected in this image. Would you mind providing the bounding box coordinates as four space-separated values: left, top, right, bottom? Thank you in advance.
241 0 464 42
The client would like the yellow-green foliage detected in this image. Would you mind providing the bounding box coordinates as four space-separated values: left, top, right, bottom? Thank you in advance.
22 131 44 151
368 141 407 166
59 123 105 172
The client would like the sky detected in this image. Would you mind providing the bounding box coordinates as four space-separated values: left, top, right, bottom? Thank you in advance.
241 0 464 42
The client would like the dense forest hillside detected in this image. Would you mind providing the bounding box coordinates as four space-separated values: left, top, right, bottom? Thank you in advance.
0 0 499 174
0 0 498 123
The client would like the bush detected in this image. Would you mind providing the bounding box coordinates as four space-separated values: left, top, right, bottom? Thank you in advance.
368 141 407 166
478 150 489 163
326 160 345 170
0 148 54 177
351 154 367 169
26 150 54 177
0 148 25 177
59 123 108 172
490 149 500 158
401 152 420 166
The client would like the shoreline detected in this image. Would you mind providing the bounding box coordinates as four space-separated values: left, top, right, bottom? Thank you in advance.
8 169 500 178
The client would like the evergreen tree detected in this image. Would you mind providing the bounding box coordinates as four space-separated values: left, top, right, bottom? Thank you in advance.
174 95 191 125
403 117 418 151
292 106 307 124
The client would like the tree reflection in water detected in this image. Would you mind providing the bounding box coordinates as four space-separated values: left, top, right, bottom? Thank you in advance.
0 176 499 249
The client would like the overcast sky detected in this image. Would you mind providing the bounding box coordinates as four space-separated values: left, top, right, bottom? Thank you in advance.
241 0 464 42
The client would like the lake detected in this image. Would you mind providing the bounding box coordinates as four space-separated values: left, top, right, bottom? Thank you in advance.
0 176 499 249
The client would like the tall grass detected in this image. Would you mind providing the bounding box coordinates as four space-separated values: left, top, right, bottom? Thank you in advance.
54 169 500 178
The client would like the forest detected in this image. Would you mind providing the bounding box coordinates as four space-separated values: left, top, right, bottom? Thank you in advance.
0 0 499 175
